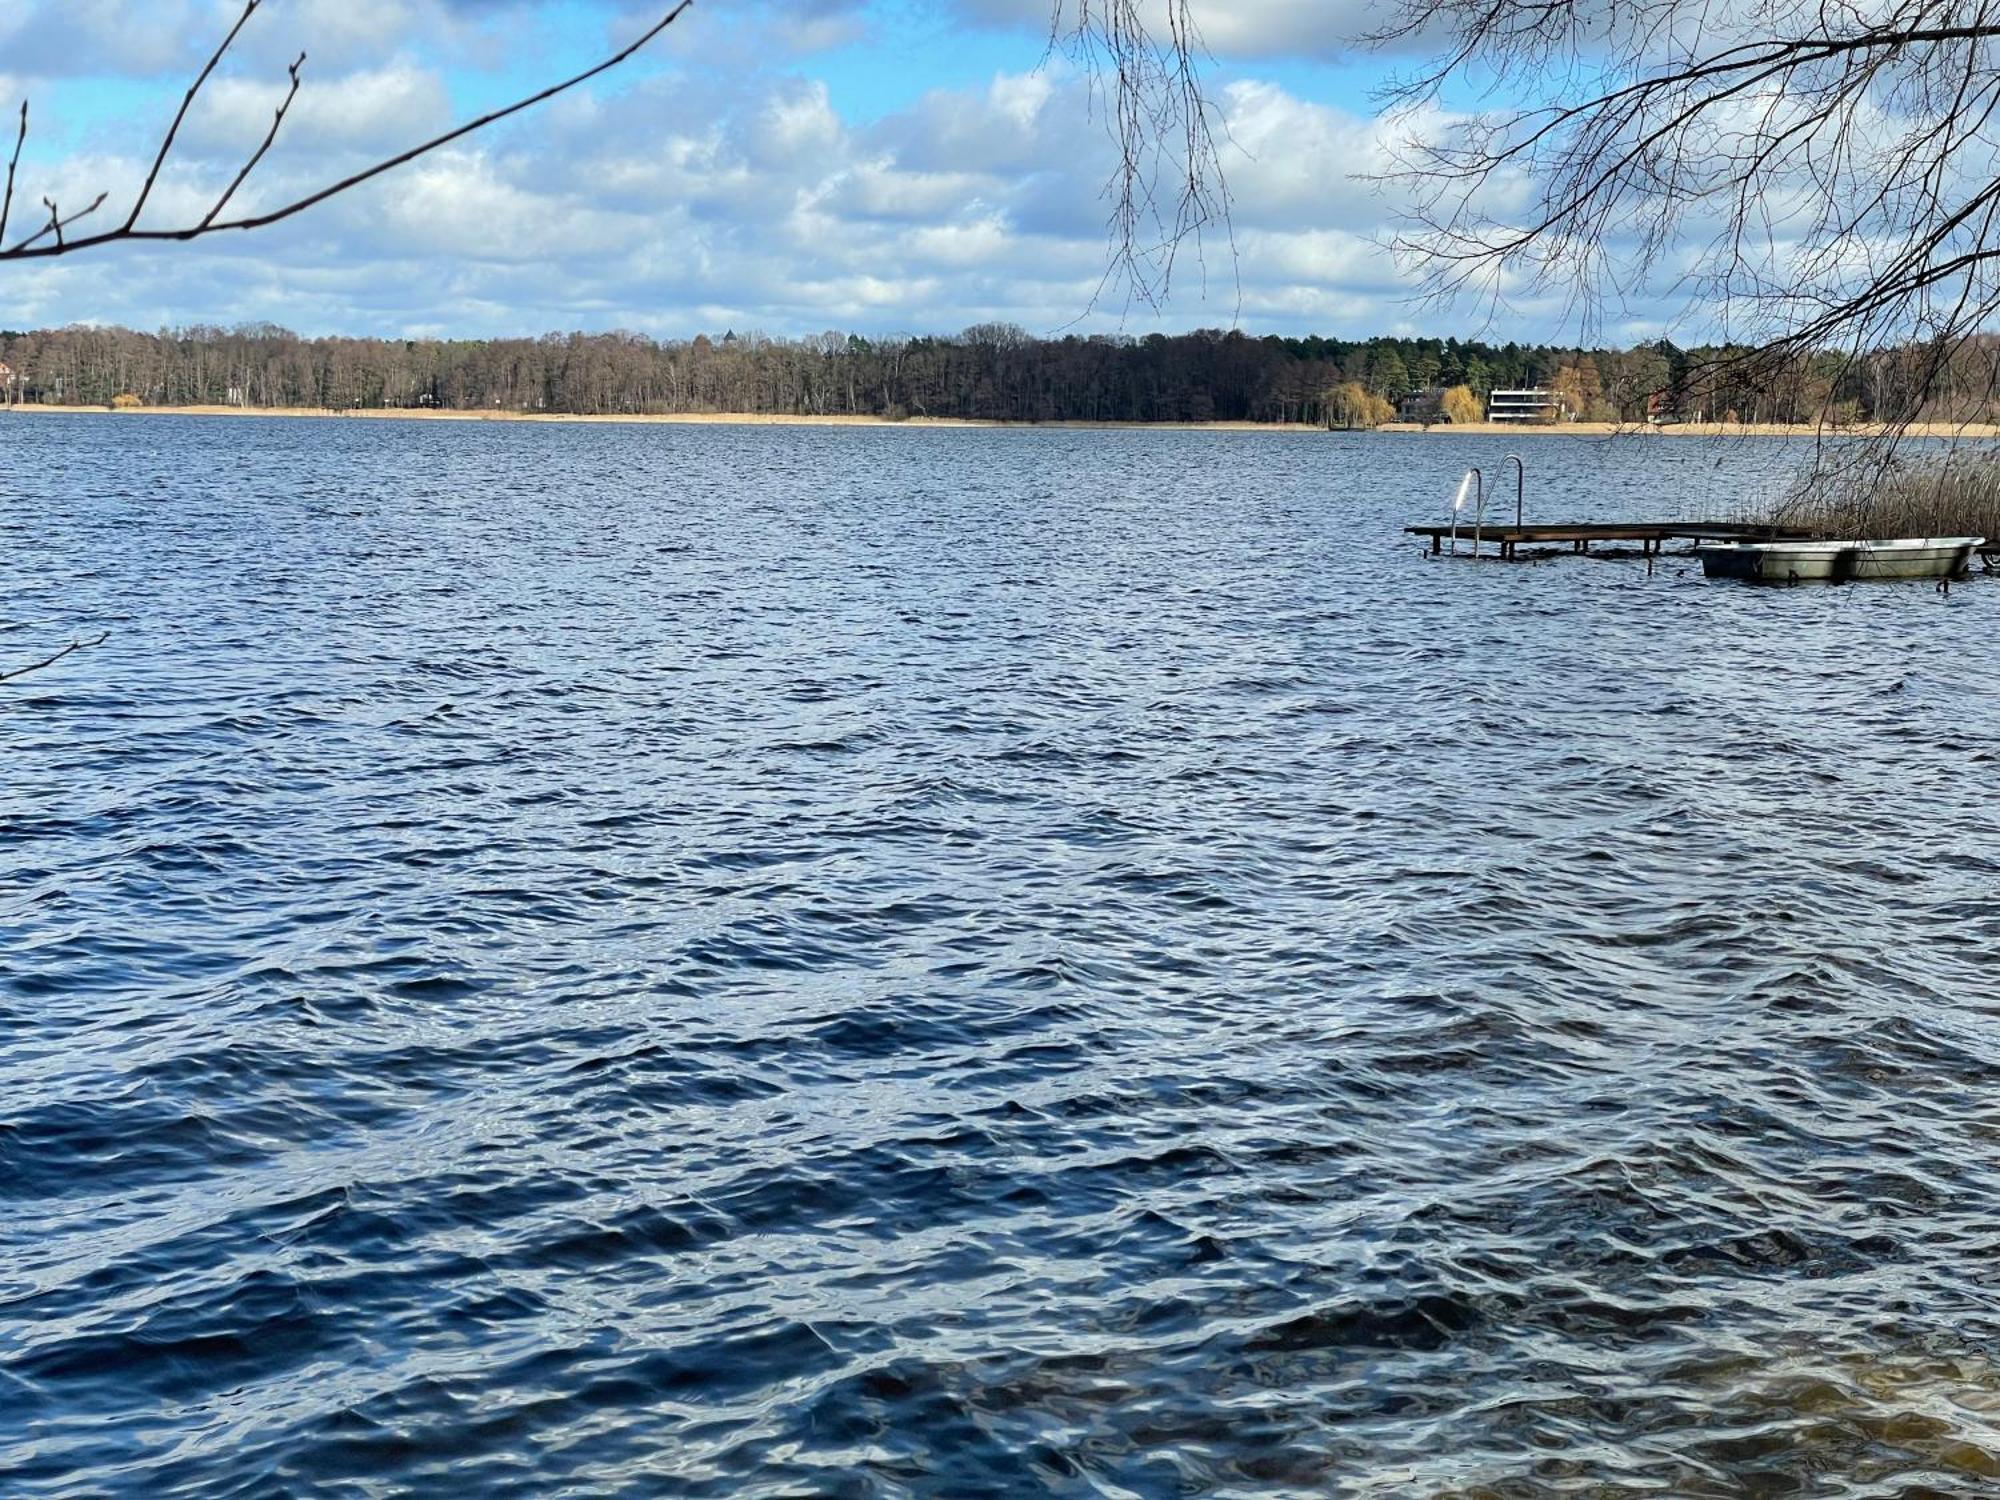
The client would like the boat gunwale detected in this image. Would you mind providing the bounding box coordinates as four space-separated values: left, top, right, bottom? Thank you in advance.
1693 535 1986 555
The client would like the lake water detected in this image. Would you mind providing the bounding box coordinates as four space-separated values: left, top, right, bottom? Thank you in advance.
5 414 1999 1497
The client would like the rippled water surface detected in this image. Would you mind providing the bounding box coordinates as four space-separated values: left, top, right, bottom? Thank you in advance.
5 414 2000 1498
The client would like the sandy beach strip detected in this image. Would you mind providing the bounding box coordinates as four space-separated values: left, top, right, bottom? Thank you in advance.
10 404 2000 439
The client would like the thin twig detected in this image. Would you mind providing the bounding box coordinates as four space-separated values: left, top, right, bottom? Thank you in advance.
8 192 108 255
0 632 109 684
201 52 305 230
0 102 25 248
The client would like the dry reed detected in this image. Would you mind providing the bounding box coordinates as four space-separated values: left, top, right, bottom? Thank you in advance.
1774 449 2000 542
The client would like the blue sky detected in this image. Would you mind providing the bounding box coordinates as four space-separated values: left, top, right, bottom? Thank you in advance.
0 1 1636 342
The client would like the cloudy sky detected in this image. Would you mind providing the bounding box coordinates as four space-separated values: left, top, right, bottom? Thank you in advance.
0 0 1623 342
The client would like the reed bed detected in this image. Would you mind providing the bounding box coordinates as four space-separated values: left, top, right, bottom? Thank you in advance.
1775 450 2000 542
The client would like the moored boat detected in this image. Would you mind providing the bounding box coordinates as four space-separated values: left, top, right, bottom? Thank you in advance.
1695 536 1985 583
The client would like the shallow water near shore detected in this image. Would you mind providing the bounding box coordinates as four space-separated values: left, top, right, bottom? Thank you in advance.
5 414 1999 1497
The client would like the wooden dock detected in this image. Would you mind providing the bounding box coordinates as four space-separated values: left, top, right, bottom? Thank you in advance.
1407 520 1817 560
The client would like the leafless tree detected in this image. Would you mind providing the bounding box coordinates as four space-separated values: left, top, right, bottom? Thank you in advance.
1379 0 2000 430
1059 0 2000 428
1 0 692 262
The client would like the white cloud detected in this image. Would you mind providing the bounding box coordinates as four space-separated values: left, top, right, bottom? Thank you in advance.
1217 82 1399 229
960 0 1379 61
0 2 1621 341
0 1 210 79
187 64 456 160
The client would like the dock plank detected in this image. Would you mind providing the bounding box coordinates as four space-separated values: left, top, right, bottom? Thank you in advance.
1405 519 1817 558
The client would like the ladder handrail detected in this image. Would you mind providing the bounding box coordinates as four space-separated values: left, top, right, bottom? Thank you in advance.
1501 454 1525 527
1448 467 1484 556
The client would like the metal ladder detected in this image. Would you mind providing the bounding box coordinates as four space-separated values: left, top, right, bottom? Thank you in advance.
1445 455 1525 556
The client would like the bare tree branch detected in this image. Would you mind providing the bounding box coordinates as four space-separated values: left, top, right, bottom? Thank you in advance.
0 631 108 684
1058 0 2000 422
0 2 693 262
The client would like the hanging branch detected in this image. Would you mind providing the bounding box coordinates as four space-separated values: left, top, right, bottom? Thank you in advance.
0 632 109 684
0 0 693 262
1047 1 1230 312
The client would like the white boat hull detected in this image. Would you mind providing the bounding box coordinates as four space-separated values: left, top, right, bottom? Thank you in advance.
1696 536 1985 583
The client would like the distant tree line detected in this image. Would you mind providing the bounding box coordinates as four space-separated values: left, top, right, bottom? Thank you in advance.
5 322 1998 426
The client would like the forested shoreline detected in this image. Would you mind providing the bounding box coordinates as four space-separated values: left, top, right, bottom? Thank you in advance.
2 322 1991 426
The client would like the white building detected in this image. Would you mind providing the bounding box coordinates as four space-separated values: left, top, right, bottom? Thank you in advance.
1487 388 1569 422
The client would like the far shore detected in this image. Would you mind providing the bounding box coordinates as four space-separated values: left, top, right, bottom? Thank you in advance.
11 404 1311 432
10 403 2000 440
1387 419 2000 439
